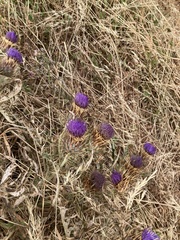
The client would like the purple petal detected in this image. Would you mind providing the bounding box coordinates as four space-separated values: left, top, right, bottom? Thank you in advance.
6 48 23 63
142 229 160 240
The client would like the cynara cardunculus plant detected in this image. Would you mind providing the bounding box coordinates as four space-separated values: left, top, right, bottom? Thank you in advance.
130 155 143 168
98 123 114 140
142 228 160 240
94 122 114 147
67 119 87 138
90 171 105 190
65 119 87 151
1 31 18 50
0 48 22 79
73 92 89 115
75 92 89 108
5 31 18 44
111 170 122 185
143 143 156 156
7 48 23 64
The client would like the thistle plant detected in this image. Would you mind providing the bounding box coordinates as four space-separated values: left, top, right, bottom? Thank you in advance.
111 170 122 185
1 31 18 50
94 122 114 147
67 119 87 138
72 92 89 116
142 228 160 240
143 143 157 156
6 31 18 44
65 119 87 151
116 154 144 193
0 48 23 88
89 171 105 190
130 155 143 168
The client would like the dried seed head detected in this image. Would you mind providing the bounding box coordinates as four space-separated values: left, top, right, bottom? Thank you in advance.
143 143 156 155
90 171 105 190
0 59 15 77
74 92 89 109
142 229 160 240
111 170 122 185
130 155 143 168
67 119 87 138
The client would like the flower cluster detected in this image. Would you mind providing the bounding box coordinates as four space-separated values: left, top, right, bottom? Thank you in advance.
89 170 122 190
67 93 115 145
65 93 89 151
0 31 23 80
0 27 160 240
66 93 157 191
66 93 88 140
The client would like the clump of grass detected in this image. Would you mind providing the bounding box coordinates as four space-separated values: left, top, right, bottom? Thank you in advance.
0 0 179 239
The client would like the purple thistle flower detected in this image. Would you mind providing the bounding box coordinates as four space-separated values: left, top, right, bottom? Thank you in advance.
111 170 122 185
142 229 160 240
6 48 23 63
5 31 18 43
90 171 105 190
74 92 89 109
67 119 87 138
98 123 114 140
143 143 156 155
130 155 143 168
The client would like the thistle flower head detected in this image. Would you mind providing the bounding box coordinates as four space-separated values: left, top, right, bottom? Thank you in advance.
5 31 18 43
67 119 87 138
6 48 23 64
130 155 143 168
98 123 114 140
111 170 122 185
90 171 105 190
74 92 89 109
143 143 156 155
0 61 14 77
142 229 160 240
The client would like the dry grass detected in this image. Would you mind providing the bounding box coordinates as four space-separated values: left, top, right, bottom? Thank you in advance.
0 0 179 239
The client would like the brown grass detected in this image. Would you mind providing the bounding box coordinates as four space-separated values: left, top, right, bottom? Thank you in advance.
0 0 179 239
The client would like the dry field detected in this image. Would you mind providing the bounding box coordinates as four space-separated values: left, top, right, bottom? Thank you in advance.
0 0 179 239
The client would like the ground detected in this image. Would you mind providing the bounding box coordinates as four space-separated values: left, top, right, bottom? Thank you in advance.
0 0 179 239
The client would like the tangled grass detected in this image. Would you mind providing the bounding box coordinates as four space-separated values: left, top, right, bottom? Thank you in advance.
0 0 179 239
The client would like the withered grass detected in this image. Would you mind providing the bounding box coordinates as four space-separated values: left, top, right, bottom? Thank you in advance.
0 0 179 239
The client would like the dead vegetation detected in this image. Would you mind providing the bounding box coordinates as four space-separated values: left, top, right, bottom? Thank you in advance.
0 0 179 239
